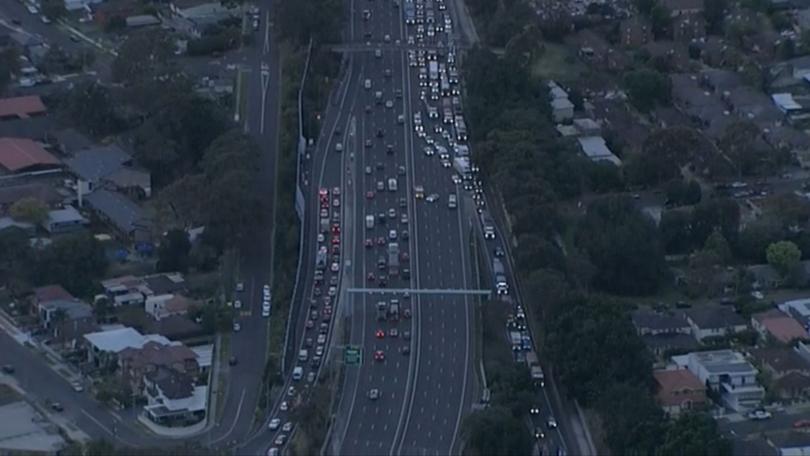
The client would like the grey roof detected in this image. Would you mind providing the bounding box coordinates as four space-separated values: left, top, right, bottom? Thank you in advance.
143 274 186 295
700 69 743 92
631 310 689 331
750 348 810 373
147 366 194 399
642 333 699 351
40 299 93 320
104 167 150 190
84 189 150 235
45 206 86 225
0 217 34 232
686 305 746 329
0 117 52 141
48 128 92 154
0 182 63 206
65 145 131 182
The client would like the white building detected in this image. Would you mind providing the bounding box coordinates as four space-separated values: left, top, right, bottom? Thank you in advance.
549 81 575 123
672 349 764 412
576 136 622 166
64 0 102 12
143 367 207 427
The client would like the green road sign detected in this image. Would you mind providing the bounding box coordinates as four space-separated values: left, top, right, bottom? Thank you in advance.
345 346 362 365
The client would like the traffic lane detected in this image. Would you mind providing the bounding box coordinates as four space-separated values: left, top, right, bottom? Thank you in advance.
340 94 412 455
0 331 148 446
0 2 83 54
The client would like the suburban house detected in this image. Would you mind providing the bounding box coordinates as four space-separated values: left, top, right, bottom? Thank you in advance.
83 326 174 369
772 372 810 402
749 348 810 380
576 136 622 166
684 306 748 342
766 433 810 455
0 96 46 121
0 138 61 175
660 0 704 16
548 81 574 123
619 17 651 48
631 309 698 356
779 298 810 330
100 273 187 306
118 340 199 391
672 349 765 411
41 206 88 234
751 309 809 344
144 294 193 321
84 189 152 242
64 144 152 199
33 285 97 348
169 0 237 38
654 368 708 417
142 366 207 427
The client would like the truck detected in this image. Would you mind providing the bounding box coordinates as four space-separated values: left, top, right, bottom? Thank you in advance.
316 246 327 270
480 211 495 239
388 243 400 276
454 144 469 157
492 258 508 294
428 61 438 81
377 301 388 320
454 115 467 141
453 157 471 178
388 299 400 321
320 217 330 233
526 352 545 387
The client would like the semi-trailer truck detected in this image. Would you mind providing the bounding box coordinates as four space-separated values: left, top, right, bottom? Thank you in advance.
388 243 400 276
493 258 508 294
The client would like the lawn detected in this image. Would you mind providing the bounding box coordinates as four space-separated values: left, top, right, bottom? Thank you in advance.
529 43 588 83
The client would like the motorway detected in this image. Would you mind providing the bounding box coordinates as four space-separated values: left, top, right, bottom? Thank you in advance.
326 0 478 454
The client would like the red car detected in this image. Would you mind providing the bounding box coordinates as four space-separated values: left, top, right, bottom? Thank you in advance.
367 272 376 282
375 329 385 339
318 188 329 200
366 191 375 199
365 238 374 248
332 237 341 245
794 420 810 428
373 350 385 362
376 237 386 246
332 224 341 235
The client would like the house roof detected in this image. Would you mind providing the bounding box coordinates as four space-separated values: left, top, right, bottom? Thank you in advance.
0 217 34 233
33 285 74 304
143 274 186 296
119 340 197 371
577 136 622 165
44 206 87 227
64 145 130 182
83 327 171 353
84 189 150 235
104 167 150 190
773 372 810 392
146 366 194 399
660 0 704 11
769 431 810 449
146 314 205 341
40 299 93 320
0 117 52 141
700 69 743 93
0 138 60 173
48 128 92 154
654 369 705 405
642 333 700 351
0 182 63 207
752 309 808 343
631 309 688 331
750 347 810 373
0 96 46 120
685 305 746 329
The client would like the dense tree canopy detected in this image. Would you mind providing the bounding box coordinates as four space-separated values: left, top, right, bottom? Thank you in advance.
461 406 533 456
576 196 669 295
623 69 671 112
32 233 107 298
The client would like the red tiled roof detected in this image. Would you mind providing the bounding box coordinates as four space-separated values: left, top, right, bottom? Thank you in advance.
0 138 60 172
654 369 707 407
0 96 46 119
34 285 75 303
754 309 809 344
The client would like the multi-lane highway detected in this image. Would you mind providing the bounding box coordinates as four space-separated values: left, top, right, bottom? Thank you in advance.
326 0 478 454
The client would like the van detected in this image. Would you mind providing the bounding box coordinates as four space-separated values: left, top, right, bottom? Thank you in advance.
366 214 375 229
292 366 303 381
388 178 398 192
298 349 309 362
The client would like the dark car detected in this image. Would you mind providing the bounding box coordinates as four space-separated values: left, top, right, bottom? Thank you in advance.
228 356 239 366
494 246 505 257
2 365 14 374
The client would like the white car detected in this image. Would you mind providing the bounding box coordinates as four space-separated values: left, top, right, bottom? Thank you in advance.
331 262 340 272
268 418 281 430
279 401 288 411
236 282 245 292
364 79 372 89
234 300 242 309
747 410 772 420
426 194 439 203
317 233 325 243
233 322 241 332
282 422 293 432
262 308 270 317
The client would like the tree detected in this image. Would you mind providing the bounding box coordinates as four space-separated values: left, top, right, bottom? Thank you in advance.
598 383 666 454
32 233 107 298
157 229 191 273
58 81 123 137
0 48 20 94
9 197 48 224
660 209 694 254
650 5 672 39
657 413 732 456
704 0 727 34
665 179 701 207
767 240 802 277
628 127 711 187
623 69 672 112
691 198 740 247
546 294 654 405
736 221 783 263
461 407 532 456
112 31 176 85
704 231 732 265
576 196 669 295
0 228 33 290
